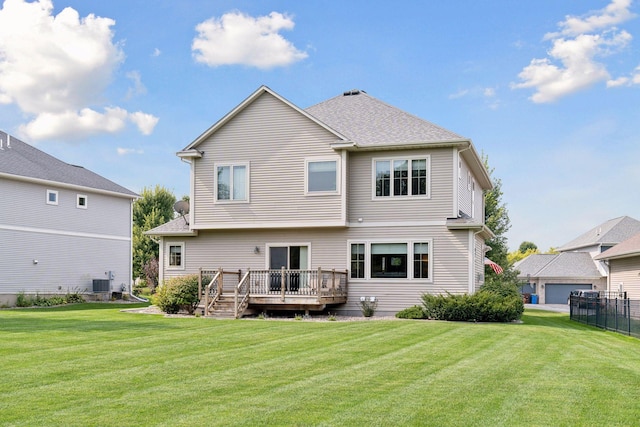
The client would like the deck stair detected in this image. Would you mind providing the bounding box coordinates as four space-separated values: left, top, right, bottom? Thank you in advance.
208 294 237 318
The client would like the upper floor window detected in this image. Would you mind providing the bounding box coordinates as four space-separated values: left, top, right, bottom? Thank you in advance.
46 189 58 205
374 157 429 198
306 159 338 194
76 194 88 209
216 163 248 202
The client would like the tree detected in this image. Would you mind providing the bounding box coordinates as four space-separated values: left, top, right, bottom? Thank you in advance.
132 185 176 279
483 155 511 277
482 156 524 321
518 241 537 252
507 247 539 265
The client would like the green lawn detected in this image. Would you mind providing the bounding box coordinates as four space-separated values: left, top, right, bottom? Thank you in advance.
1 304 639 426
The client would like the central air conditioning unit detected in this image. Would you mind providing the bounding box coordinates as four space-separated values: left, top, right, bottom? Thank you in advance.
92 279 110 293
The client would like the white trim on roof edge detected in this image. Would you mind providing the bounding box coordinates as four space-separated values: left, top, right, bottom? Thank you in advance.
0 172 138 199
182 85 350 151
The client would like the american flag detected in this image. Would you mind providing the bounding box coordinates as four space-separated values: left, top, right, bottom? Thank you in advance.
484 257 504 275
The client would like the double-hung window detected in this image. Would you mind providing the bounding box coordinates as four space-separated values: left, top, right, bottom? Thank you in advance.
216 163 248 202
350 244 365 279
168 243 184 269
374 157 429 198
306 158 338 194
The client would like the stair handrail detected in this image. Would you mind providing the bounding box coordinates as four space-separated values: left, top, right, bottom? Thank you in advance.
235 269 251 318
203 269 222 317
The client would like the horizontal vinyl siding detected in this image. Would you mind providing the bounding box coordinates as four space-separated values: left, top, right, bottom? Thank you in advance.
0 178 132 237
348 148 454 223
609 257 640 300
0 228 131 295
192 93 343 227
163 225 472 315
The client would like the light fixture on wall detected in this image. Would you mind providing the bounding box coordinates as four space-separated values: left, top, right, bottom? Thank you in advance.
254 246 260 254
33 259 38 265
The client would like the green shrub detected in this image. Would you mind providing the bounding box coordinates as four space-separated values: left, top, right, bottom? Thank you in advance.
16 292 33 307
421 288 523 323
396 305 427 319
155 275 200 314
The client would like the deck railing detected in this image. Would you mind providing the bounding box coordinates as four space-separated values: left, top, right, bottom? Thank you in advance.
199 267 348 316
235 270 251 318
248 267 348 299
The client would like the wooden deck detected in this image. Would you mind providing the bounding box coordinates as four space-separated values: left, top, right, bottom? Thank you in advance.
198 268 348 318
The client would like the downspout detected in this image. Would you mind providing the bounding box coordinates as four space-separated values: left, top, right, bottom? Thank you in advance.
471 229 485 294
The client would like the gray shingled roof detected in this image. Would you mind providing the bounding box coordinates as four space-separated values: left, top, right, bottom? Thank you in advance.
516 252 603 278
0 131 137 197
305 90 466 147
558 216 640 251
146 214 194 236
594 231 640 261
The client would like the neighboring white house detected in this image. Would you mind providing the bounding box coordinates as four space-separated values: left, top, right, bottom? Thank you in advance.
0 131 138 305
516 216 640 304
147 86 494 316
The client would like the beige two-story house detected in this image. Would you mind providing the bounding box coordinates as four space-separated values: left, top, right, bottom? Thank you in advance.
148 86 494 316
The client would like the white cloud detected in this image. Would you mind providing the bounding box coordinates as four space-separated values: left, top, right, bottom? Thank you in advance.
192 11 308 69
129 111 159 135
607 64 640 87
448 89 469 99
0 0 158 140
550 0 635 37
152 48 161 57
512 0 636 103
117 147 144 156
126 71 147 99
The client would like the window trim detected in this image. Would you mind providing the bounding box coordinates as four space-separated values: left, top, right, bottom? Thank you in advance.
167 242 185 270
347 239 433 282
305 157 340 196
46 189 58 205
371 156 430 200
76 194 88 209
214 162 250 203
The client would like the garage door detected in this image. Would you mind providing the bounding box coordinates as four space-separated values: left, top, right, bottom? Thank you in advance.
545 283 592 304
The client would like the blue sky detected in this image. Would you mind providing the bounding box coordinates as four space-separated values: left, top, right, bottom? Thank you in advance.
1 0 639 251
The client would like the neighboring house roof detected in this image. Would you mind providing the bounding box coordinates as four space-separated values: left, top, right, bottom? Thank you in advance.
594 231 640 261
516 252 603 279
0 131 137 198
146 214 195 236
558 216 640 252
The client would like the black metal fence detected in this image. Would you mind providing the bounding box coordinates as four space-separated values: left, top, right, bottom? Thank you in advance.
570 292 640 338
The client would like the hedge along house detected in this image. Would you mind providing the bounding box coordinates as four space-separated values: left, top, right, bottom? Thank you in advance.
147 86 494 316
0 131 138 305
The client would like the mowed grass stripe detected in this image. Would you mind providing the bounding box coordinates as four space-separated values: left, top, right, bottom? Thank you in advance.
1 306 640 426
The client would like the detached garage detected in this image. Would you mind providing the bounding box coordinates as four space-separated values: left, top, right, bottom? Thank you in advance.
516 252 605 304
